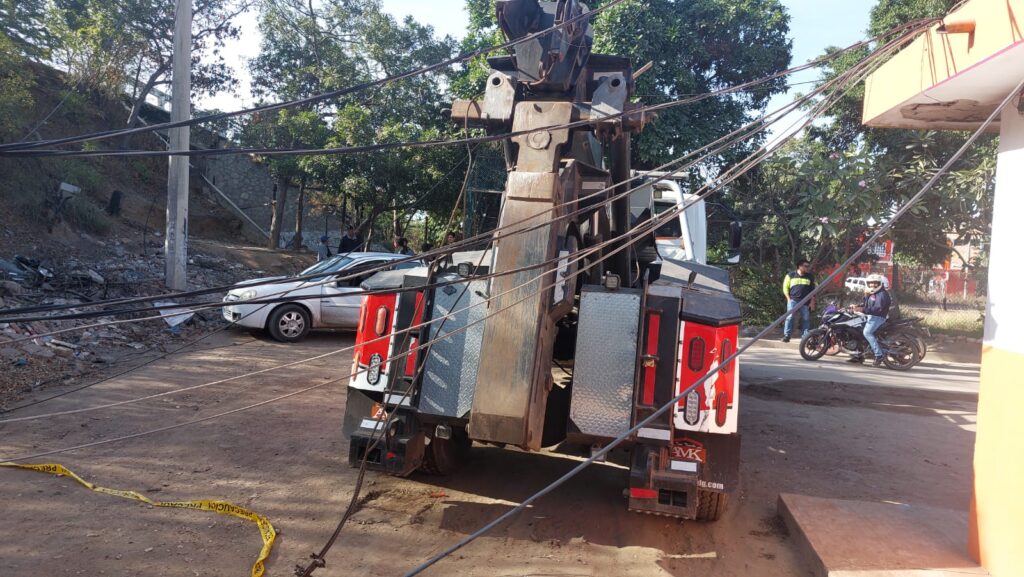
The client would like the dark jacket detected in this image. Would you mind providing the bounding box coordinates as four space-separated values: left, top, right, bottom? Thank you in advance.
862 288 892 318
338 235 362 254
783 270 816 301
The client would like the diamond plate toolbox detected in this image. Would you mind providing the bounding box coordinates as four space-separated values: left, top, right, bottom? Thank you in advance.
419 274 489 418
570 286 642 438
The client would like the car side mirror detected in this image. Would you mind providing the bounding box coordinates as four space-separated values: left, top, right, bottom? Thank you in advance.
728 221 742 263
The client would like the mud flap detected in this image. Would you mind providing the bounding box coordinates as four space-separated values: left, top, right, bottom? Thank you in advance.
345 387 427 477
627 433 740 519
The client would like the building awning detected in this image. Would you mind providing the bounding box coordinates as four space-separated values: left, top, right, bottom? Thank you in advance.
862 0 1024 131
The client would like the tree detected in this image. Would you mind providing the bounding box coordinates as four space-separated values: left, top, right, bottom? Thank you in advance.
47 0 248 128
247 0 361 249
303 3 462 246
806 0 990 268
725 137 886 323
0 32 35 141
246 0 461 249
241 108 328 248
457 0 793 169
0 0 51 58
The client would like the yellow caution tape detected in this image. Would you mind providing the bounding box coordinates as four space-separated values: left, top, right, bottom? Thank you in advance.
0 462 276 577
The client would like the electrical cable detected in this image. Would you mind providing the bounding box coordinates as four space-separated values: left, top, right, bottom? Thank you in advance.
293 33 915 575
0 26 909 342
0 36 909 498
0 0 632 153
399 69 1024 577
0 24 922 324
0 18 937 162
0 27 914 426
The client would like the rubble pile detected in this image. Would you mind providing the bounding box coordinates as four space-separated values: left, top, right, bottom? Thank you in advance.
0 246 265 407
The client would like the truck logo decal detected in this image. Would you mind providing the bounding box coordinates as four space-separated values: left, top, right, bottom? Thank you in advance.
670 438 706 463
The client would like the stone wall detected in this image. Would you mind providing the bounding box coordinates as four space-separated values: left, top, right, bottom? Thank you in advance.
197 154 335 250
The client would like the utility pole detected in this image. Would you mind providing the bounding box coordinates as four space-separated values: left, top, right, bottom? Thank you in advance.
165 0 191 290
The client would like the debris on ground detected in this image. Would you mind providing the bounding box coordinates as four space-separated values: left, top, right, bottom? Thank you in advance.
0 239 310 408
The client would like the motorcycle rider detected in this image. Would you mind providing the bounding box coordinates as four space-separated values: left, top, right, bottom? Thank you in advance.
849 273 891 366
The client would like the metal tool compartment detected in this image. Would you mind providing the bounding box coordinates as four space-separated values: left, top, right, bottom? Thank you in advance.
418 272 489 419
568 285 642 442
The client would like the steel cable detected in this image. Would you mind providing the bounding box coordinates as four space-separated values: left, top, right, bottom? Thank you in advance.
0 0 632 153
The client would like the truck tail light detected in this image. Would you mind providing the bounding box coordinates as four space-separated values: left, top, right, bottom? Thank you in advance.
641 310 661 406
684 389 700 425
687 336 705 372
374 306 389 336
714 391 728 427
720 338 733 374
630 488 658 499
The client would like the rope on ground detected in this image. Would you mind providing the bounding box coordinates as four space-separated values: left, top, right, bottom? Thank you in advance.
0 462 276 577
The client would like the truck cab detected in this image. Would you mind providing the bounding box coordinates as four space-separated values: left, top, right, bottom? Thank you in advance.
630 171 708 264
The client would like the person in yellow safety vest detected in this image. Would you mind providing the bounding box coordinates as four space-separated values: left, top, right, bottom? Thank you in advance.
782 259 816 343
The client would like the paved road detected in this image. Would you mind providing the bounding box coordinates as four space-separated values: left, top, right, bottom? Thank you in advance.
740 343 980 394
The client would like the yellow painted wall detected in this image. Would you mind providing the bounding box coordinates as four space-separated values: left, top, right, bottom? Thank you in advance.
969 346 1024 575
862 0 1024 125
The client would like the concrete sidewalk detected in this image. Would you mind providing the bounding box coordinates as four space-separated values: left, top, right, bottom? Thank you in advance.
750 334 981 365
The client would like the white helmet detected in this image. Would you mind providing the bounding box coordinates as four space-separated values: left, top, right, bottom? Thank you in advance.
866 274 885 285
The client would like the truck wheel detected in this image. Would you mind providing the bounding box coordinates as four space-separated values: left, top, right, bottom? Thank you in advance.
419 428 471 475
267 304 311 343
695 490 728 522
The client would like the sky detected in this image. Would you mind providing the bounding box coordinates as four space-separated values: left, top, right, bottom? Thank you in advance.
200 0 873 128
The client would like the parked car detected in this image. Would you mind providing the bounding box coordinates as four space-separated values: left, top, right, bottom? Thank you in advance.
845 275 889 293
222 252 422 342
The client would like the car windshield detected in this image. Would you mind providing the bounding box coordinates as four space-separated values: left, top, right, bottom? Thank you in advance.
300 256 355 277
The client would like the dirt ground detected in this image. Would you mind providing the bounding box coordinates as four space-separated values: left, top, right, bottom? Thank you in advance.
0 331 977 577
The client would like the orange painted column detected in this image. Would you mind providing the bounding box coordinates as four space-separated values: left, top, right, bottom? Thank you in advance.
968 98 1024 575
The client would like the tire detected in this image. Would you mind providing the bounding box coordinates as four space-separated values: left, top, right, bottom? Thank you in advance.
419 428 471 475
799 329 830 361
912 334 928 361
881 334 920 371
695 490 728 521
267 304 311 343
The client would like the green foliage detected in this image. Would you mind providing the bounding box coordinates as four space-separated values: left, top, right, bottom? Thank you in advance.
456 1 792 169
807 0 990 268
593 0 792 168
47 0 243 119
64 195 112 235
0 0 51 58
732 265 786 326
0 32 35 141
247 0 461 239
61 159 104 191
730 137 884 269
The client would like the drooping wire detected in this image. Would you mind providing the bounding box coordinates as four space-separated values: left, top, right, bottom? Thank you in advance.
399 63 1021 577
0 27 919 468
0 18 939 162
0 22 921 424
0 22 931 328
0 0 632 153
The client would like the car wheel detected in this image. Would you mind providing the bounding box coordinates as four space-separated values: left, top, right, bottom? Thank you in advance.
268 304 311 343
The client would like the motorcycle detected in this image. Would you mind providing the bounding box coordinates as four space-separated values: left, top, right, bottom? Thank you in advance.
799 304 922 370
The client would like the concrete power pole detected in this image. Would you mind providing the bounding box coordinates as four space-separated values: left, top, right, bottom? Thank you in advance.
165 0 192 290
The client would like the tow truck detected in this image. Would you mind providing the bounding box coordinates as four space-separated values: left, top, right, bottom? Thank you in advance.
342 0 743 520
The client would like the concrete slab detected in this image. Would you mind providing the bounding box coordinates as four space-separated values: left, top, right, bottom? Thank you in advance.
778 493 988 577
